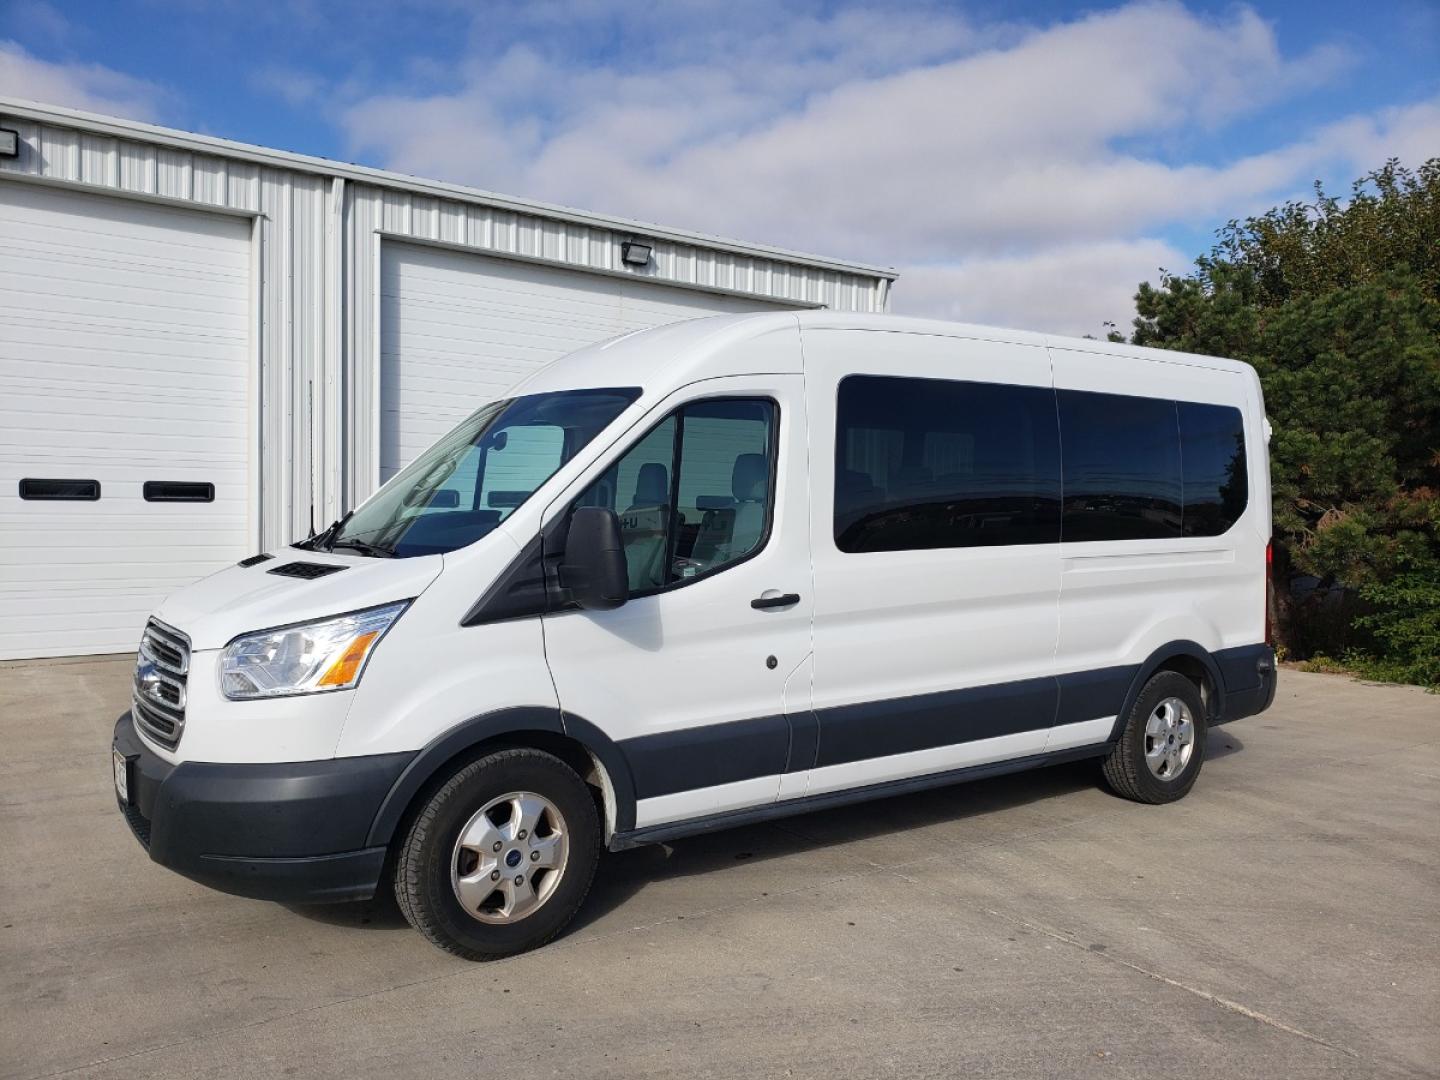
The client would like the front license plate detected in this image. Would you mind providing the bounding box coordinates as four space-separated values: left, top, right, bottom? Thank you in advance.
113 749 130 804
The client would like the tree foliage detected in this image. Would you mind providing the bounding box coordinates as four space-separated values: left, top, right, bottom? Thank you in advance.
1113 160 1440 685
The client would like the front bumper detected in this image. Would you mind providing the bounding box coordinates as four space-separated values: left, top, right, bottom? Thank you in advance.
112 712 414 903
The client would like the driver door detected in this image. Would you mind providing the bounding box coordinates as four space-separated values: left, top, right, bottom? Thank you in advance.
540 374 814 830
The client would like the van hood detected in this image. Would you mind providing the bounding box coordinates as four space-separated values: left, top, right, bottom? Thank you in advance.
155 549 445 651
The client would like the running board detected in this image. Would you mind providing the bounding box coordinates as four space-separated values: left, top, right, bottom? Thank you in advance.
608 742 1110 851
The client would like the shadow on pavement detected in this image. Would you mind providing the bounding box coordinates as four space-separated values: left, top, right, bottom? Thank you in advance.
1208 729 1245 760
286 730 1246 937
283 885 411 931
578 756 1098 931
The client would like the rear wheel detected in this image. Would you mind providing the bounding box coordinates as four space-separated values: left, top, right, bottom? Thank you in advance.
394 748 600 959
1101 671 1206 804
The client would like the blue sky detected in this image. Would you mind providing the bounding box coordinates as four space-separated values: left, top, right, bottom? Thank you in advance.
1 0 1437 333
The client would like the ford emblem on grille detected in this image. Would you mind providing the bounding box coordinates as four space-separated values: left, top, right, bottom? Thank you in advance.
135 658 183 709
136 658 161 700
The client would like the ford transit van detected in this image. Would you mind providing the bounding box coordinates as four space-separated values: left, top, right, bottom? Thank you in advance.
112 312 1277 958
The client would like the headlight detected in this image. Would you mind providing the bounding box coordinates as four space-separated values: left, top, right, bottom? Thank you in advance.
219 602 408 700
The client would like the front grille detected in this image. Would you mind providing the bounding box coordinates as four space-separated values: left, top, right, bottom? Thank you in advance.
134 697 181 743
134 619 190 749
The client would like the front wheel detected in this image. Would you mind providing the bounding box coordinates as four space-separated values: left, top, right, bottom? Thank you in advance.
394 748 601 959
1101 671 1207 804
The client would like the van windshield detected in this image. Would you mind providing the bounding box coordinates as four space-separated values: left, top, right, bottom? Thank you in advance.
314 387 640 558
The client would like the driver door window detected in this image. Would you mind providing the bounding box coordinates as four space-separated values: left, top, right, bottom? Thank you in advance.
579 398 777 595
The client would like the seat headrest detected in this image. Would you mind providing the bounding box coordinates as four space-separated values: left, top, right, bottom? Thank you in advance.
632 461 669 506
732 453 769 502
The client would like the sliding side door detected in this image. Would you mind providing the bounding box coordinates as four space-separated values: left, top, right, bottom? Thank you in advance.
802 328 1063 797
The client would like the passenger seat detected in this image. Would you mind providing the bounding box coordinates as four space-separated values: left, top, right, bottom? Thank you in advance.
725 453 769 561
623 462 670 589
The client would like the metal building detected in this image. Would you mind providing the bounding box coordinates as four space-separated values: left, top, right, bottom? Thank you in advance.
0 98 895 659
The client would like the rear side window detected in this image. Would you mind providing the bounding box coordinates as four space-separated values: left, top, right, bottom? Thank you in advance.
834 375 1061 552
1178 402 1248 536
1058 390 1182 542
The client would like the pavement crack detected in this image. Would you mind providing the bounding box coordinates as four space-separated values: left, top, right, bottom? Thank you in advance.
979 907 1359 1059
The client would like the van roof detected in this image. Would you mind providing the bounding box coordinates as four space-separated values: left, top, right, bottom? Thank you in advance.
511 310 1256 401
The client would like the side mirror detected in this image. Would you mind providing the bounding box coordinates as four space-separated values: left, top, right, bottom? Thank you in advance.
428 488 460 509
561 507 629 611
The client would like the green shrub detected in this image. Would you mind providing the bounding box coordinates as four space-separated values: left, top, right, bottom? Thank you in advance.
1112 159 1440 687
1350 560 1440 688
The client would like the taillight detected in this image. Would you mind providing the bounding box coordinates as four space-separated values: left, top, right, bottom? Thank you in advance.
1264 540 1274 646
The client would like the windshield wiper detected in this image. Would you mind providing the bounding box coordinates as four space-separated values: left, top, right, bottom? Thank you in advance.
328 537 395 558
297 510 354 552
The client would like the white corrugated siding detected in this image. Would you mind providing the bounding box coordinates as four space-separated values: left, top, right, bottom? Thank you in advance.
0 103 891 601
0 182 252 658
345 184 886 506
0 117 330 550
377 241 801 482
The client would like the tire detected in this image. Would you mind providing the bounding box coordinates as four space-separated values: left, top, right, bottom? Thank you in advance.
1101 671 1207 804
394 748 600 960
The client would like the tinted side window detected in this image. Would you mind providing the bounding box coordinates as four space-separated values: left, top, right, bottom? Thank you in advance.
577 399 777 593
1058 390 1181 541
1179 402 1247 536
673 400 775 579
834 375 1061 553
610 416 679 593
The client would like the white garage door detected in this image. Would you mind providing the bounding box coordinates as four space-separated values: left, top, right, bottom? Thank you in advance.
0 183 252 660
380 242 794 481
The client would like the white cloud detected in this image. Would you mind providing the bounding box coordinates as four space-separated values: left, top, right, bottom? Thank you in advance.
250 65 328 108
338 2 1365 257
893 239 1188 337
1297 98 1440 181
0 40 165 120
4 2 1430 336
332 0 1427 331
880 89 1440 335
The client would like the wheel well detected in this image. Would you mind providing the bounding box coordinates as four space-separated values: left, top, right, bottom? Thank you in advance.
386 730 619 852
1153 654 1217 719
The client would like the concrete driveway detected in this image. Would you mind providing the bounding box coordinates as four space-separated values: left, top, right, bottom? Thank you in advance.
2 658 1436 1079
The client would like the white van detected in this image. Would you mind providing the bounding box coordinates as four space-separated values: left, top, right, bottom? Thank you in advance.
112 312 1277 958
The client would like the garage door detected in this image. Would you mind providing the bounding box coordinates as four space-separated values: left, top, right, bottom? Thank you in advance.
0 183 252 660
380 243 795 481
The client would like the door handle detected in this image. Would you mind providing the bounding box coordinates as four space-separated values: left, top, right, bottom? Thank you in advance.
751 592 801 610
